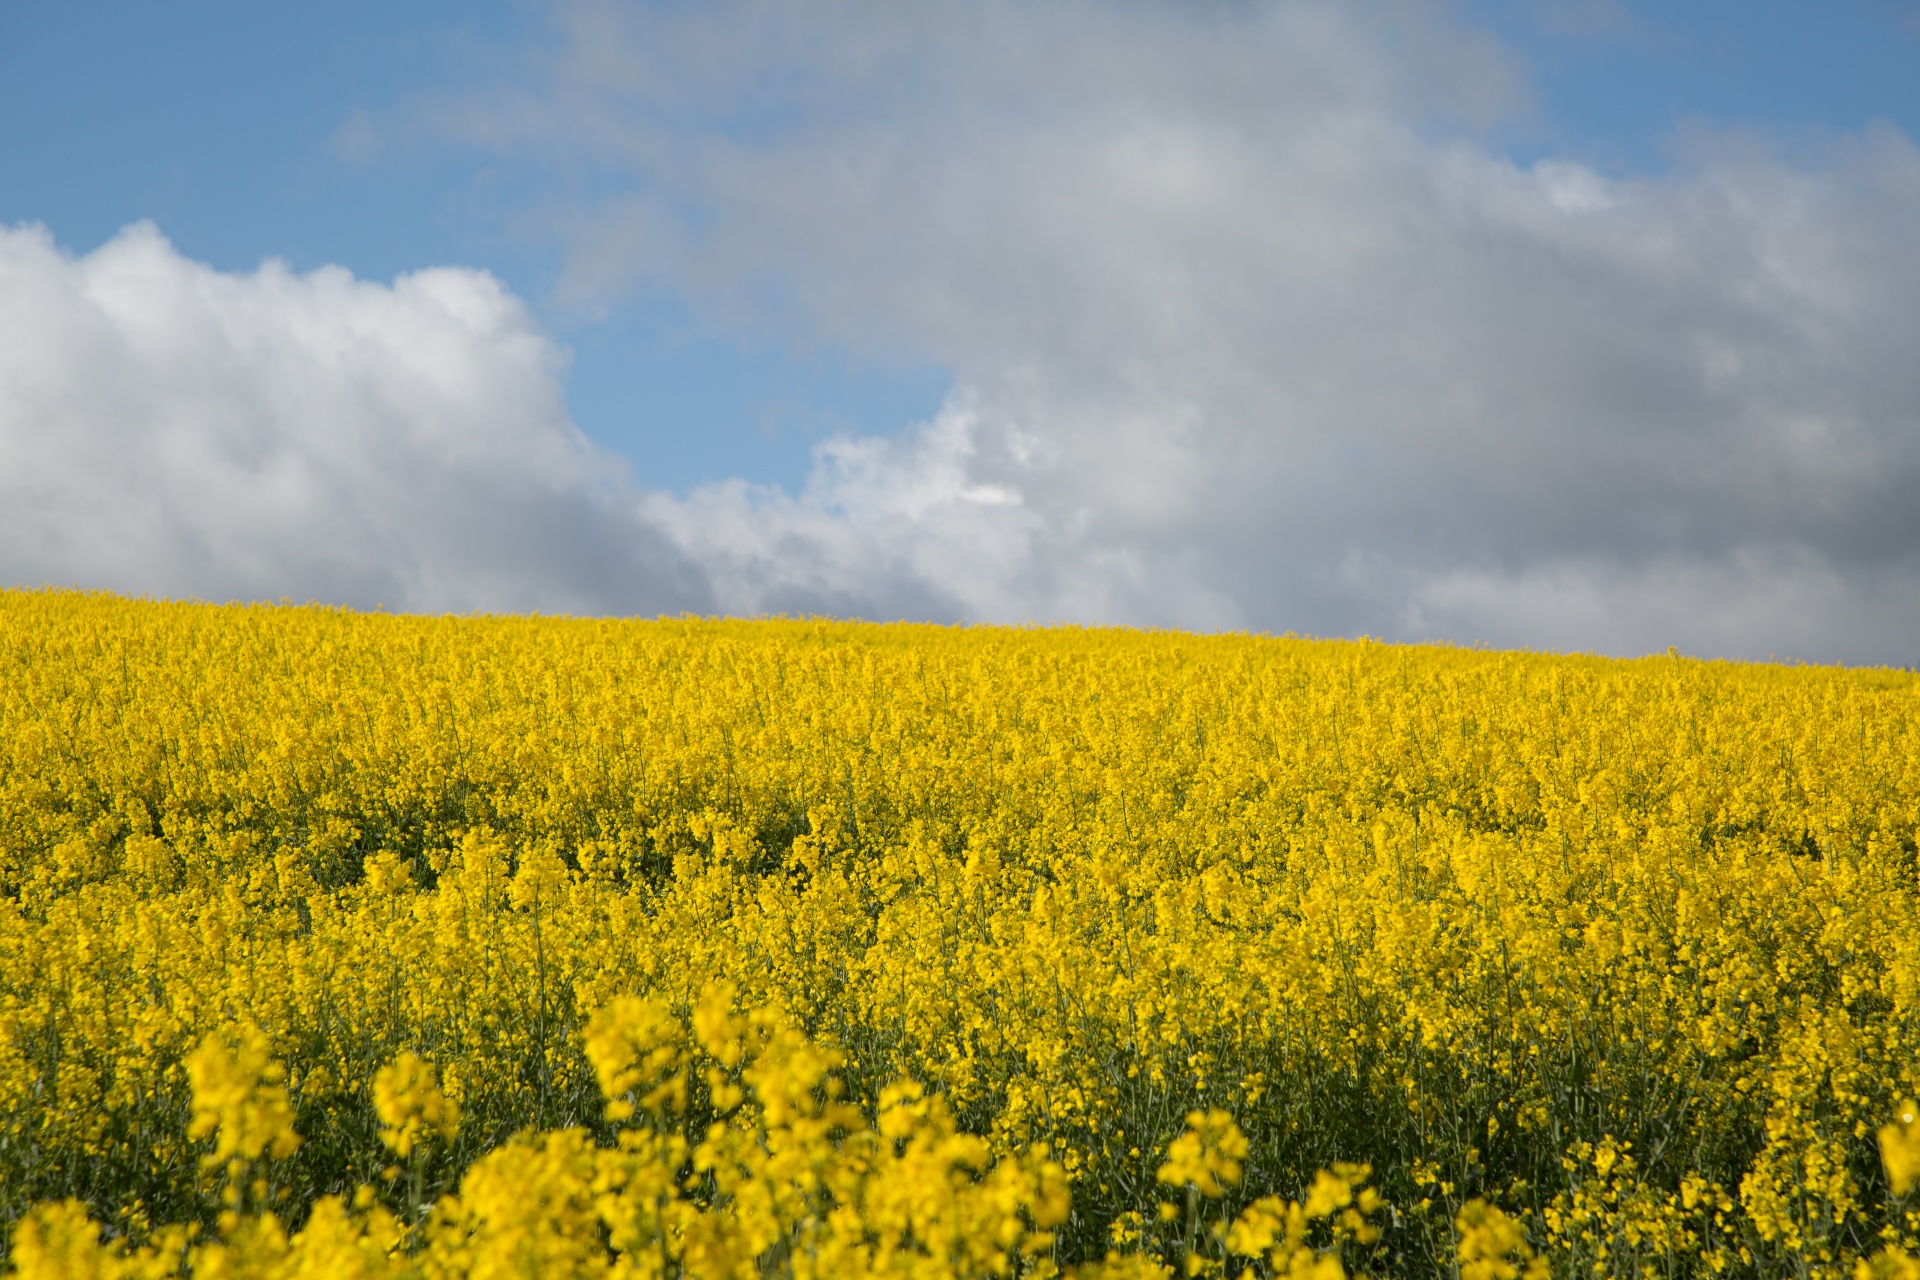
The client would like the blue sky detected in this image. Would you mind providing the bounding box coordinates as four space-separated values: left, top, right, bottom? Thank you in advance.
6 0 1914 493
4 1 1920 660
1 0 954 492
1478 2 1920 169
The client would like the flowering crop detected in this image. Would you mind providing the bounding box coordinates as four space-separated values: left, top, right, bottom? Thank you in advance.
2 588 1918 1277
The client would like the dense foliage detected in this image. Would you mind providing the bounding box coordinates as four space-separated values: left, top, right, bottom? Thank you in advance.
1 588 1917 1278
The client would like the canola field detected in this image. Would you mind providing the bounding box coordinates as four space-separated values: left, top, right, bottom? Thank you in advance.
1 587 1918 1279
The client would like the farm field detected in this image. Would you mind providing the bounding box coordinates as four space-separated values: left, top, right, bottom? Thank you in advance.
1 588 1918 1279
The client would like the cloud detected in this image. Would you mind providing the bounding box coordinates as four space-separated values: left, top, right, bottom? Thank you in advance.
381 0 1920 662
19 1 1920 665
0 221 710 615
644 400 1245 628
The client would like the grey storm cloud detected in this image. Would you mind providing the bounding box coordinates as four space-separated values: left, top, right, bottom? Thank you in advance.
9 0 1920 664
393 0 1920 662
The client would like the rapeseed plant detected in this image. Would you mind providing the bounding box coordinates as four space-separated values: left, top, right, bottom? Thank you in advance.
2 587 1919 1276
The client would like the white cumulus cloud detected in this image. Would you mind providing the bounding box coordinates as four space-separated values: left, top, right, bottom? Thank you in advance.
0 221 709 615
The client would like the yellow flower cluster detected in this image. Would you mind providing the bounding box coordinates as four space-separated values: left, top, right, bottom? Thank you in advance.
12 987 1070 1280
1884 1101 1920 1198
1158 1112 1247 1200
186 1025 302 1168
1454 1200 1546 1280
3 587 1920 1278
373 1054 459 1160
1220 1161 1383 1280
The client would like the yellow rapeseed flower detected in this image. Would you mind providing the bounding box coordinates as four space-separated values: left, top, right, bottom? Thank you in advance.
371 1051 459 1158
185 1024 301 1166
1882 1099 1920 1197
1157 1110 1246 1198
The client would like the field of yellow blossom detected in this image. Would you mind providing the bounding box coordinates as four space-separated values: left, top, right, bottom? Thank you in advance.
2 587 1918 1279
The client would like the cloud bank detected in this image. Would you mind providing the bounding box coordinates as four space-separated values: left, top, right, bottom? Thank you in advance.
11 1 1920 664
398 0 1920 662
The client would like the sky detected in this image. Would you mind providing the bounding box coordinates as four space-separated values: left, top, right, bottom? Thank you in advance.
3 0 1920 662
